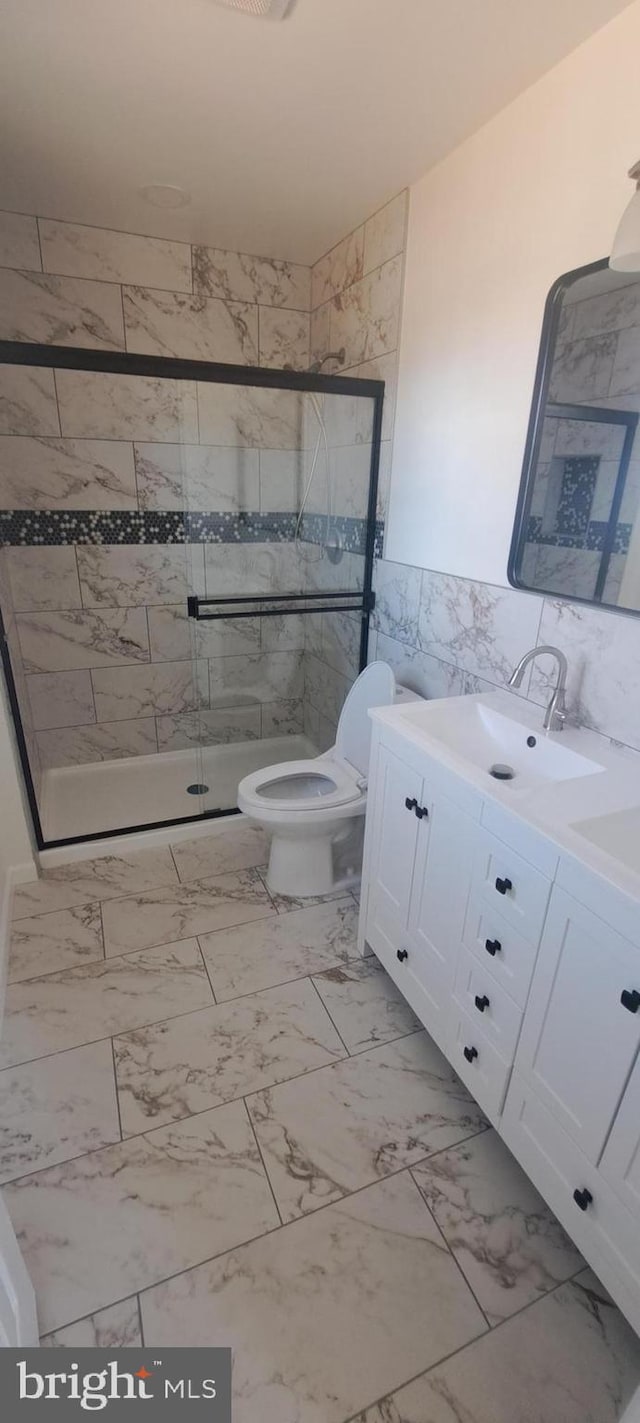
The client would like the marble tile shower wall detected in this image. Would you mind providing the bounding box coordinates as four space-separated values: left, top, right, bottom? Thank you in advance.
0 543 42 799
0 209 321 770
370 557 640 757
304 191 408 749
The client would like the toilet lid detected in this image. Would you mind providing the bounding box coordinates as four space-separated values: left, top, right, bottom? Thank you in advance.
336 661 396 776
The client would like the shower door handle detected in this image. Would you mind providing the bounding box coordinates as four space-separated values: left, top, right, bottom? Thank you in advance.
187 592 369 621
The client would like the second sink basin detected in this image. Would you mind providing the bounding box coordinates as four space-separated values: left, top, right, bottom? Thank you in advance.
571 806 640 877
399 694 605 792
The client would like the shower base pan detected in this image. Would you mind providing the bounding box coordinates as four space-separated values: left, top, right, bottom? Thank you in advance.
39 733 318 844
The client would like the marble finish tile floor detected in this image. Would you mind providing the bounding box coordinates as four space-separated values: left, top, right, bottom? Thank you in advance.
41 1297 142 1349
0 817 638 1417
8 901 104 983
311 957 420 1052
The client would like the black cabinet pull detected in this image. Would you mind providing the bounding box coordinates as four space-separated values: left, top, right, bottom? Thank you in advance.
397 949 408 963
474 994 490 1013
495 876 512 896
463 1045 478 1064
405 797 429 820
621 988 640 1014
485 938 502 956
573 1187 593 1212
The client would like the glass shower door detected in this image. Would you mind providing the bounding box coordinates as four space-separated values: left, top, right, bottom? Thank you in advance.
0 346 381 846
184 377 311 815
186 377 378 813
0 356 207 844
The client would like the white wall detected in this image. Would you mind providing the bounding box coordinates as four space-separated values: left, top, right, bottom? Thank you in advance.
387 0 640 584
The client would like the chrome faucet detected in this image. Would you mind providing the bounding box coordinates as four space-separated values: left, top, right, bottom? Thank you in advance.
508 645 568 733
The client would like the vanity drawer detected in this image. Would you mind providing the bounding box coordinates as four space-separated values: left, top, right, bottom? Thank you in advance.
462 890 538 1007
471 828 551 943
454 945 523 1060
448 1004 511 1122
502 1073 640 1335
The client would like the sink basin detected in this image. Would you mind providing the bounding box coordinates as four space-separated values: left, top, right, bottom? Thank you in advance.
399 695 605 792
571 806 640 877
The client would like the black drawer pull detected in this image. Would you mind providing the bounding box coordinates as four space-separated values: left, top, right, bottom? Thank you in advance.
621 988 640 1014
495 876 512 896
405 796 418 813
397 949 408 963
415 805 429 820
573 1187 593 1212
474 994 490 1013
463 1045 478 1063
485 938 502 956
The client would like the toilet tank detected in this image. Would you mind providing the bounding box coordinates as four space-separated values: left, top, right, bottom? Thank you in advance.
394 683 425 705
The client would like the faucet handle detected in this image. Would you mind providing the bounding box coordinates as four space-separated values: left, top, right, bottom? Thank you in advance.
544 687 567 734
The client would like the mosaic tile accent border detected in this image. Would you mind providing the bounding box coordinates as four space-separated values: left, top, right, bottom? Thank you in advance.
555 455 598 540
526 514 631 556
0 510 382 552
299 513 383 557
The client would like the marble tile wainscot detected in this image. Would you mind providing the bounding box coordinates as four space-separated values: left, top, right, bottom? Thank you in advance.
370 557 640 756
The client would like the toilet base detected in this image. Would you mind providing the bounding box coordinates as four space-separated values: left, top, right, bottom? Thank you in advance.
267 831 335 898
264 815 365 899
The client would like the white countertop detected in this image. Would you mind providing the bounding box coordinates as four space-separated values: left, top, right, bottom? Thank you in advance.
370 691 640 911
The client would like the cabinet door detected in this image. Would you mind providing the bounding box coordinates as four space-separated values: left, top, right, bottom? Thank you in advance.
409 793 475 987
516 887 640 1163
600 1053 640 1217
367 742 424 947
502 1071 640 1336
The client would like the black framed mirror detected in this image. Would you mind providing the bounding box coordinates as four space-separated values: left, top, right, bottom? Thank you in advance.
509 258 640 615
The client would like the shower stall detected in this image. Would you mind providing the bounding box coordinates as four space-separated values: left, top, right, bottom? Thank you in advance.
0 342 382 848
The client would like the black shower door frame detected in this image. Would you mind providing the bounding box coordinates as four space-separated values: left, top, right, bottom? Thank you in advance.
0 341 384 849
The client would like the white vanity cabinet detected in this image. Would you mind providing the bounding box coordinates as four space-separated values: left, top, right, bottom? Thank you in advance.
360 738 478 1056
359 710 640 1336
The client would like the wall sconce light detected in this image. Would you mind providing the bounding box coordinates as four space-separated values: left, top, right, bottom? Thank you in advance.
610 161 640 272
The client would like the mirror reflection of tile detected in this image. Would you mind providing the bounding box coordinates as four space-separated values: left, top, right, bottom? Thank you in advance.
516 268 640 611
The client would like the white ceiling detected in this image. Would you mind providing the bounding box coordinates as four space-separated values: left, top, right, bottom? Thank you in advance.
0 0 633 264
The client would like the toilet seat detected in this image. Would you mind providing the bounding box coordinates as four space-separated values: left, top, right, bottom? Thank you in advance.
239 662 396 817
239 755 362 814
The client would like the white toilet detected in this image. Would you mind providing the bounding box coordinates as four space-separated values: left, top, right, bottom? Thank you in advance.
238 661 416 898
